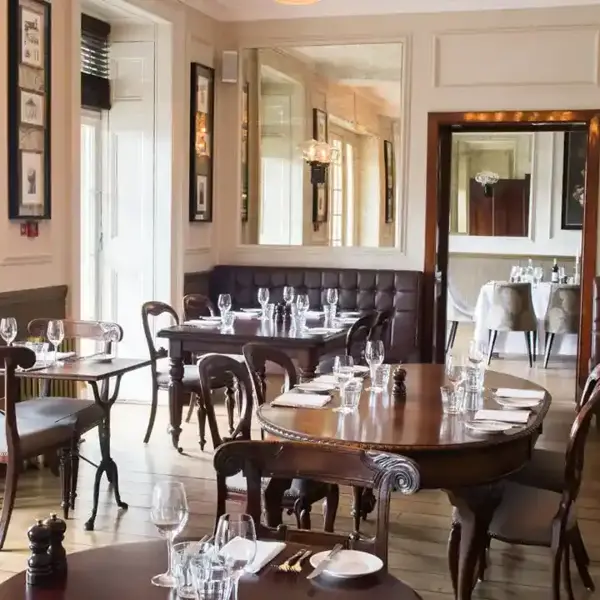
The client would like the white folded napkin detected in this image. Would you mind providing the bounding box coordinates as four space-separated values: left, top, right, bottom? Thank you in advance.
220 538 285 575
183 319 221 327
306 327 343 335
495 388 545 400
313 374 338 386
271 392 331 408
474 409 530 424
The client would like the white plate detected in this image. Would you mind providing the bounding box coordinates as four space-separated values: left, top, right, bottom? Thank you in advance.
308 550 383 579
240 308 262 314
353 366 369 374
464 421 513 434
495 397 540 409
340 311 361 318
295 382 335 394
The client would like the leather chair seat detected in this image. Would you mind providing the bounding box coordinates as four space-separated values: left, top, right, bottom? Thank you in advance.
0 419 74 461
507 448 564 493
226 473 328 503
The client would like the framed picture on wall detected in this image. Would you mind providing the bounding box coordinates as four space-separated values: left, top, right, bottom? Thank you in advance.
241 82 249 222
189 62 215 222
312 108 329 226
384 140 395 224
561 130 586 230
8 0 51 220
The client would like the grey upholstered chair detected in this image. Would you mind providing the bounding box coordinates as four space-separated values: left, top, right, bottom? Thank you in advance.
485 282 538 367
446 283 474 353
543 284 580 369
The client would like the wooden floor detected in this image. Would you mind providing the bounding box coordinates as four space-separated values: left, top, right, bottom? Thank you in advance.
1 348 599 599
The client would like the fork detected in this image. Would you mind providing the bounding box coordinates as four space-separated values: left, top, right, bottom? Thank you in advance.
275 550 305 572
290 550 312 573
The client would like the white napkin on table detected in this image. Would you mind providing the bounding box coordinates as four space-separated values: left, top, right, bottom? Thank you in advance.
220 538 286 575
495 388 545 400
232 311 256 319
474 409 530 424
306 327 343 335
271 392 331 409
183 319 221 327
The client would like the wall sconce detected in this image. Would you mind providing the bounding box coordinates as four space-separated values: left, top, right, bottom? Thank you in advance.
299 139 338 185
475 171 500 198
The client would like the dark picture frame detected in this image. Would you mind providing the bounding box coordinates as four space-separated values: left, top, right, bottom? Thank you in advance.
312 108 329 226
561 130 586 231
241 82 249 222
189 62 215 222
384 140 395 224
8 0 52 220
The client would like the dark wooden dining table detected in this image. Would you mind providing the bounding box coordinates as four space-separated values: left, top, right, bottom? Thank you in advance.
157 316 348 451
256 363 551 600
0 540 420 600
15 357 151 531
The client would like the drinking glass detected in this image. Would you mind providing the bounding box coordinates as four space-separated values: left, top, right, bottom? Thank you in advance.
46 320 65 364
150 481 189 587
265 303 275 321
466 340 486 393
173 541 215 599
296 293 310 315
326 287 338 307
214 513 257 600
0 317 17 346
220 312 236 331
440 385 464 415
335 377 363 414
217 294 232 316
333 355 354 388
283 286 295 306
367 363 391 392
257 288 269 319
445 353 464 392
365 340 385 370
100 322 119 359
533 266 544 285
191 555 233 600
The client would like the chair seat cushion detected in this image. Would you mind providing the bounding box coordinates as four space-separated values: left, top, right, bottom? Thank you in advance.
507 448 564 493
0 419 74 460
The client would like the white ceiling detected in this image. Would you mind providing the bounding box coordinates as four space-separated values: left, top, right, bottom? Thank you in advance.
188 0 600 21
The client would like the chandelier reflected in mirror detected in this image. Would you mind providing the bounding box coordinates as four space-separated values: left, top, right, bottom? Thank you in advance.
475 171 500 198
299 139 339 185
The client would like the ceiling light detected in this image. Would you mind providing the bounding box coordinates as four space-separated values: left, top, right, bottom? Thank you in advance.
275 0 321 5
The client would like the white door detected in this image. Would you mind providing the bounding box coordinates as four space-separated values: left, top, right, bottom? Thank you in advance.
102 41 156 401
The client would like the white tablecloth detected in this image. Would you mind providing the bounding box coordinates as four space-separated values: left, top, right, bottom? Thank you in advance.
473 281 577 357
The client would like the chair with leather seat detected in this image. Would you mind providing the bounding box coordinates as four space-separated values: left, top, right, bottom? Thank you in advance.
543 284 580 369
0 346 103 549
141 301 237 450
242 342 339 531
449 381 600 600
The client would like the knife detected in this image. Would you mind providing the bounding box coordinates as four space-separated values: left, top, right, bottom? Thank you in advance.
306 544 343 580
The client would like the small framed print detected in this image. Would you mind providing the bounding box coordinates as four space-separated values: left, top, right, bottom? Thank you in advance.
312 108 329 228
384 140 395 224
8 0 51 219
189 62 215 222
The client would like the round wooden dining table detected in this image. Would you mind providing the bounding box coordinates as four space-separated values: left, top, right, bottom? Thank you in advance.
256 364 552 600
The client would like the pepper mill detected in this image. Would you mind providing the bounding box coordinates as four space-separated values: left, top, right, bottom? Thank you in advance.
392 367 407 400
26 520 52 587
44 513 68 580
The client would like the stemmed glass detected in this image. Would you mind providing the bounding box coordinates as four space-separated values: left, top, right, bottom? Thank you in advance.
46 320 65 364
150 481 189 588
218 294 232 317
283 286 295 306
445 353 464 392
326 288 338 308
257 288 269 319
333 355 354 389
533 266 544 285
0 317 17 346
214 513 257 600
296 293 310 318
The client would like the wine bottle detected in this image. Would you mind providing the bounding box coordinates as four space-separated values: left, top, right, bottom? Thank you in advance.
551 258 559 283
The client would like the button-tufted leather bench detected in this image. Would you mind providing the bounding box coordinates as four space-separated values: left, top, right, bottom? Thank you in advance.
207 265 424 363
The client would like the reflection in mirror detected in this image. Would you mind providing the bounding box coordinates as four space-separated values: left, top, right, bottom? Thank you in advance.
240 44 403 247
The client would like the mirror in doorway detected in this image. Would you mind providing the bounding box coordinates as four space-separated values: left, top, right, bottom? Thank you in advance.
240 43 403 248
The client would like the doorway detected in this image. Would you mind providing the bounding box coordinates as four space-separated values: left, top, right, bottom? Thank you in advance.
423 111 600 388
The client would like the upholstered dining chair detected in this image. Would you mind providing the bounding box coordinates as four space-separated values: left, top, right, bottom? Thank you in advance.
242 342 339 531
140 301 237 449
446 283 474 354
485 282 538 367
213 439 421 583
543 284 580 369
450 381 600 600
0 346 104 549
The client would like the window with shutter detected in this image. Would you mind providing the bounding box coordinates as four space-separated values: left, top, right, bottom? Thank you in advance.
81 14 111 110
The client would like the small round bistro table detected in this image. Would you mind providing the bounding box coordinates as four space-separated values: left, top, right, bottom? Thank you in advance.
256 364 552 600
0 541 420 600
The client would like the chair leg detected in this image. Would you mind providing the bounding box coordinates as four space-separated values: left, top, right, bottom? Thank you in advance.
185 393 196 424
532 330 538 363
551 544 563 600
59 447 71 520
352 487 363 534
524 332 534 368
543 333 556 369
69 438 81 511
0 460 19 550
446 321 458 354
477 535 491 581
323 484 339 533
447 521 461 596
487 331 498 366
563 542 575 600
143 384 159 444
197 400 207 451
570 527 595 590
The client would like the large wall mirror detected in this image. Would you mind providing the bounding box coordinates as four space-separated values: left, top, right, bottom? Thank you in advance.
240 43 403 248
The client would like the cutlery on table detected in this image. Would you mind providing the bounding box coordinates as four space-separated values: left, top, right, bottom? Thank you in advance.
306 544 343 580
275 550 305 572
291 550 312 573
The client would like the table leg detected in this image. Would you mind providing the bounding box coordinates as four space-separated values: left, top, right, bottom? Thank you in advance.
169 355 185 453
84 377 128 531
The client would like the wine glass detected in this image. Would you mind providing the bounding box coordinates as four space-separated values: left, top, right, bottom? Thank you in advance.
257 288 269 319
283 286 295 306
296 293 310 315
533 266 544 285
218 294 232 316
150 481 189 588
445 353 464 392
46 320 65 364
214 513 257 600
333 355 354 389
365 340 385 370
326 288 338 307
0 317 17 346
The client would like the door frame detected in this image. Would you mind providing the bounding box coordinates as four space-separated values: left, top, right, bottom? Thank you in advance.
423 110 600 388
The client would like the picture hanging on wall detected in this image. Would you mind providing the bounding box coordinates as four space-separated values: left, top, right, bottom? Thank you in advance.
384 140 395 224
189 62 215 222
241 82 249 222
561 130 586 231
312 108 329 226
8 0 51 220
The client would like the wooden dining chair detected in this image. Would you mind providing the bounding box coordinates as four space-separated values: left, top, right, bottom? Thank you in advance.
242 342 339 531
0 346 104 549
213 439 421 579
449 381 600 600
